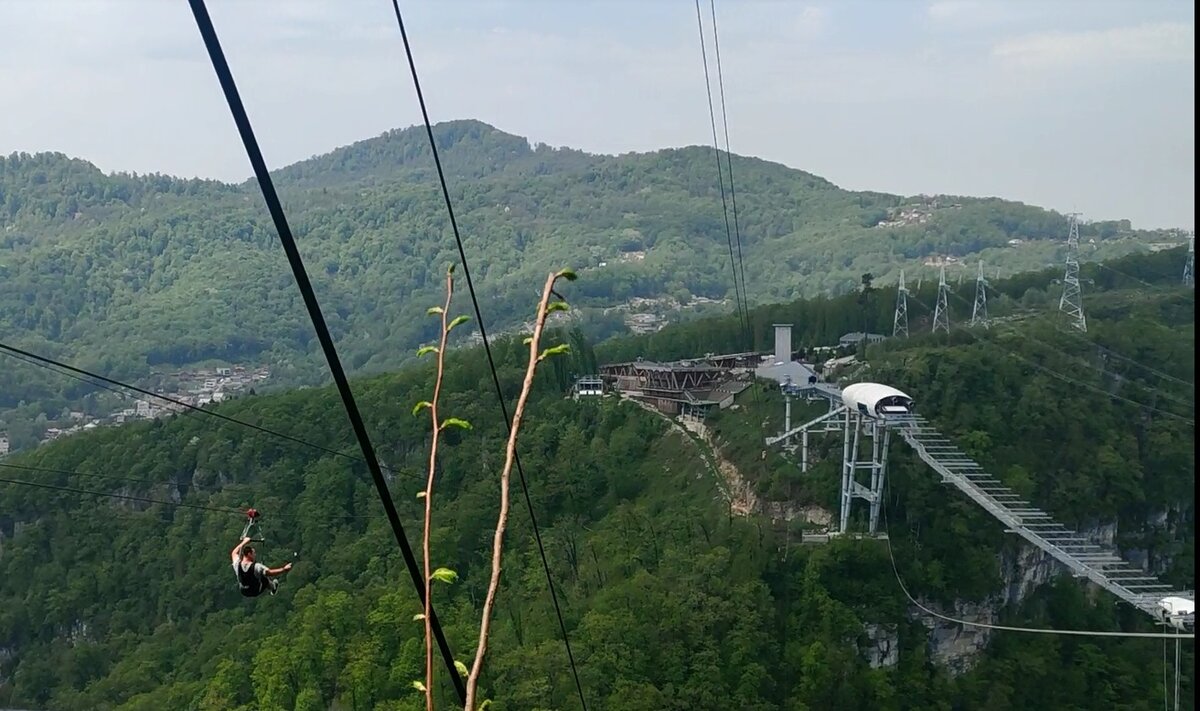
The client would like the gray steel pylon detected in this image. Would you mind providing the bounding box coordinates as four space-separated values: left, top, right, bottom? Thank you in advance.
1184 233 1194 287
839 409 891 535
932 266 950 334
893 269 909 338
1058 213 1087 332
971 260 988 327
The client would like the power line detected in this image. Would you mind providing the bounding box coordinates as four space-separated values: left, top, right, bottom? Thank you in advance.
707 0 751 344
385 2 587 707
694 0 751 359
185 0 464 701
1066 337 1194 389
927 293 1194 422
951 283 1192 403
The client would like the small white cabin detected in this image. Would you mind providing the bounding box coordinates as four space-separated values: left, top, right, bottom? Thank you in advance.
842 383 915 419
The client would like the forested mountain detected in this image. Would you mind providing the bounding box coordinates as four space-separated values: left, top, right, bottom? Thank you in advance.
0 120 1189 451
0 252 1192 710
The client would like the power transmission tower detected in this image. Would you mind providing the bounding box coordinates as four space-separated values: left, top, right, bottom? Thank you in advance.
932 266 950 334
1058 213 1087 332
893 269 909 338
1185 233 1194 287
971 260 988 327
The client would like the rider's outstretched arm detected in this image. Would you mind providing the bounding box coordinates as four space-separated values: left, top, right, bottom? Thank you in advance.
230 536 251 561
264 562 293 577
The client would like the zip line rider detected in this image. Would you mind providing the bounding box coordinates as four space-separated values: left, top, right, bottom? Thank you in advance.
231 509 291 597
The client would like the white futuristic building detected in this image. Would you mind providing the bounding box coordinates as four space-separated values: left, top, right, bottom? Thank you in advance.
841 383 915 419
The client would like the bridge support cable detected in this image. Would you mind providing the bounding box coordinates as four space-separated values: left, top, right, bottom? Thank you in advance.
881 503 1194 640
185 0 465 701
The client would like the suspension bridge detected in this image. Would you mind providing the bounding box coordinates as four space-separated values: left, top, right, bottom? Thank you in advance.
770 381 1195 631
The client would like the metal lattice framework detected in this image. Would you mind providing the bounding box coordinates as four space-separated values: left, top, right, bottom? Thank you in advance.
600 361 726 396
971 261 988 327
1059 213 1087 332
839 409 890 534
932 266 950 334
894 269 909 338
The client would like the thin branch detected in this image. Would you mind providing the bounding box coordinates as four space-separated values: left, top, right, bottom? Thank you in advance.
464 270 569 710
424 267 454 710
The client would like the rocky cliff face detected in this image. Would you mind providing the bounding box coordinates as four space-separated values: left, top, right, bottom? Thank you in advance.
915 514 1182 674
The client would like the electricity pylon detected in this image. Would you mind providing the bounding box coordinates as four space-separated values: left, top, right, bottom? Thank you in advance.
932 266 950 334
1058 213 1087 333
893 270 909 338
971 260 988 327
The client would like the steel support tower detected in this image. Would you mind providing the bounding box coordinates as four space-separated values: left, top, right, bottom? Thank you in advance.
839 408 891 535
1184 233 1194 287
893 269 909 338
1059 213 1087 332
932 266 950 334
971 260 989 327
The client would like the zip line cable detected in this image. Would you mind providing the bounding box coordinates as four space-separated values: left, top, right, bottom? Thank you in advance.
0 460 261 497
707 0 751 340
694 0 752 359
1 348 137 404
0 461 378 523
384 2 589 707
0 341 420 481
880 501 1194 640
185 0 464 701
0 474 245 516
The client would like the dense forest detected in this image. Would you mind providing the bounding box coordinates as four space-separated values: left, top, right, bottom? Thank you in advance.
0 251 1192 710
1 120 1190 448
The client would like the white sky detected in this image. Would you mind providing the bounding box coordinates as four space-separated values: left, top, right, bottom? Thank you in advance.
0 0 1194 228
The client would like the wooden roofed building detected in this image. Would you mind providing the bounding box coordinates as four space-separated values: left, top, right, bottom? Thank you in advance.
599 359 750 417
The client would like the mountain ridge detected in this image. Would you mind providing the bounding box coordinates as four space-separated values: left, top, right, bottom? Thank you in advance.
1 119 1188 451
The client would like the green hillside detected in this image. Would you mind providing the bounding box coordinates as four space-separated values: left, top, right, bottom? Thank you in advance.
0 254 1192 710
1 121 1189 450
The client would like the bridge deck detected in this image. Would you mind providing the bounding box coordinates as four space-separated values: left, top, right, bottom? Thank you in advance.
887 413 1193 623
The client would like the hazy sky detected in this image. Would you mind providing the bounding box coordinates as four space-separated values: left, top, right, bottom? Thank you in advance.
1 0 1194 228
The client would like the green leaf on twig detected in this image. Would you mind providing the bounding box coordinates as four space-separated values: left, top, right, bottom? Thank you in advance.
431 567 458 584
539 343 571 361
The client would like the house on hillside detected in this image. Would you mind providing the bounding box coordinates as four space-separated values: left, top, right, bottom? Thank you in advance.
0 433 9 456
838 332 886 348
